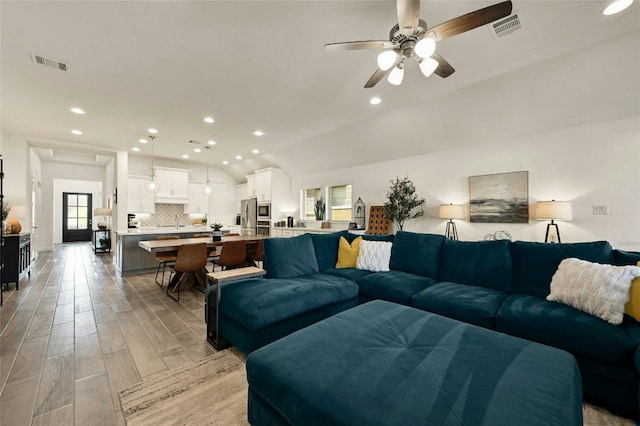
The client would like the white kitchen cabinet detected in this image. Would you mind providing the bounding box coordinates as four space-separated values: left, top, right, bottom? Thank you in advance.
255 170 271 202
209 183 227 219
154 167 189 203
127 177 155 213
271 229 283 237
184 182 209 214
236 184 247 212
246 174 256 198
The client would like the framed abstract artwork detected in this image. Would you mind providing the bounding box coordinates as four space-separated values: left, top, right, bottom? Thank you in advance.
469 171 529 223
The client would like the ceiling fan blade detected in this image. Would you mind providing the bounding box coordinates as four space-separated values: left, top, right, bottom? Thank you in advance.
325 40 395 52
397 0 420 36
364 55 403 88
428 0 513 42
431 53 455 78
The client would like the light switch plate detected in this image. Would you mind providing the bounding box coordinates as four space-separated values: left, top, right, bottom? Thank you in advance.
593 205 609 215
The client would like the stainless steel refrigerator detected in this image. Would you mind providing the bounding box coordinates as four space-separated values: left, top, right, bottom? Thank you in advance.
241 198 257 236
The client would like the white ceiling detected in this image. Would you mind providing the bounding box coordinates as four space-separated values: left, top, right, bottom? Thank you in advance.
2 1 639 180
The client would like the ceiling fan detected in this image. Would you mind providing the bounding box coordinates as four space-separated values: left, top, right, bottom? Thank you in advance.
325 0 513 88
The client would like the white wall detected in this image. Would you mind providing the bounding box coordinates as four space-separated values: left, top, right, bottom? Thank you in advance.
291 116 640 251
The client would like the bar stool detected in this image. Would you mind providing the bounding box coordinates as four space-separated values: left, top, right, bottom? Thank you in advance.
154 236 180 288
213 240 247 271
167 242 208 302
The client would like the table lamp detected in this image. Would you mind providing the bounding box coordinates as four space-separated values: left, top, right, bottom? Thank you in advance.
438 204 465 240
94 208 112 230
535 200 572 243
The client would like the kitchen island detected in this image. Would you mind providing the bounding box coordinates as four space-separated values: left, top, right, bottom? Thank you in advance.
114 227 214 276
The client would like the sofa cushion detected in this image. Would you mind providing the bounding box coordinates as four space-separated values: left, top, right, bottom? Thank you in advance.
438 239 513 293
496 294 640 371
615 249 640 266
310 230 349 272
323 267 374 283
625 262 640 322
389 231 444 279
411 282 508 330
264 233 319 279
547 258 640 325
356 240 392 272
336 236 362 268
346 233 394 243
356 270 438 305
511 241 615 298
220 274 358 330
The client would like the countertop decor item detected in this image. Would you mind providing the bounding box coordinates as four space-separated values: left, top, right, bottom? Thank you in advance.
382 176 425 231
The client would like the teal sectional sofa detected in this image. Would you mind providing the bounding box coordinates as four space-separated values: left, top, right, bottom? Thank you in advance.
207 230 640 419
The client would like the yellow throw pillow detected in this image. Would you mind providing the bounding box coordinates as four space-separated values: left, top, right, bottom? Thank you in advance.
335 236 362 268
624 261 640 321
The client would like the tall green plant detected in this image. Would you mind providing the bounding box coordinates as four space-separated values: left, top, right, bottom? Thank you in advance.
314 197 326 221
382 177 425 231
1 202 10 221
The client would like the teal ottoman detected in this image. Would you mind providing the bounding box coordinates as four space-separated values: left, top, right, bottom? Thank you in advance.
246 300 582 425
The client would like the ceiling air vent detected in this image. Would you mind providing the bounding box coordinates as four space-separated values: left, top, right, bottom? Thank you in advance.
489 13 522 39
30 52 69 72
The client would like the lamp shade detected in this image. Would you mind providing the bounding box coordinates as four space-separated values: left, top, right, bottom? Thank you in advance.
438 204 465 220
94 208 112 217
535 201 572 220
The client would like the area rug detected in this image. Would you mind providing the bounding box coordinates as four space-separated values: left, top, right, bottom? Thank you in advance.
120 348 633 426
119 349 249 425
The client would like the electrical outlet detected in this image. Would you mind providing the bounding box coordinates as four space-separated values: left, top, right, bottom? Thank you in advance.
593 205 609 215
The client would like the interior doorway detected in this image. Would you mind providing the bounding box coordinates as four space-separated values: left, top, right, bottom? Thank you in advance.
62 192 92 242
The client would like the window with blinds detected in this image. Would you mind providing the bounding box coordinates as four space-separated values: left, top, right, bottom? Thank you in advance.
328 184 352 221
302 187 322 220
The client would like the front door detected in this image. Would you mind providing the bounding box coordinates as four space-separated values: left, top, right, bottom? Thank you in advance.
63 192 92 242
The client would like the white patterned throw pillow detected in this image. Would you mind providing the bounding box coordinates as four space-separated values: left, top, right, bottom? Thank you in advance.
547 258 640 325
356 240 392 272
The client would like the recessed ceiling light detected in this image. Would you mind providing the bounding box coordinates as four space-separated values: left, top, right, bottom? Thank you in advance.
252 149 260 154
235 155 242 160
132 147 140 152
148 128 158 134
603 0 633 15
138 139 148 144
253 130 264 136
70 107 85 114
193 148 201 153
222 160 229 165
71 129 82 135
369 97 382 105
208 140 216 145
182 154 189 159
204 117 215 123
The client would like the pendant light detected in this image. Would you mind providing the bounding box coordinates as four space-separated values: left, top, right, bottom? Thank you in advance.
202 146 213 196
144 135 160 194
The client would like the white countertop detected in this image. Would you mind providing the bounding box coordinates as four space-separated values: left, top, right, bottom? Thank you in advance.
114 226 214 235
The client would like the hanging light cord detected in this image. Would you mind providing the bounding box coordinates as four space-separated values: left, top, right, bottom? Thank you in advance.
148 135 156 177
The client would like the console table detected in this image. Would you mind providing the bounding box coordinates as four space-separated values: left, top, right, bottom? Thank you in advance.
2 233 31 291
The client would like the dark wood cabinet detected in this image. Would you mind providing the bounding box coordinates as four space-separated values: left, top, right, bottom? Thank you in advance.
2 233 31 290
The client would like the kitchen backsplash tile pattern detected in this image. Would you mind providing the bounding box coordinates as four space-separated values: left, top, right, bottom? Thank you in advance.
136 204 203 227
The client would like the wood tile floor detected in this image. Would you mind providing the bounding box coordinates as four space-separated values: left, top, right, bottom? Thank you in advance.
0 242 215 425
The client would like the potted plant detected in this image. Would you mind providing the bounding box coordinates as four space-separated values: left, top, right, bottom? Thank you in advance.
314 197 330 228
99 238 111 249
2 202 10 233
382 176 425 231
201 214 208 227
212 223 223 241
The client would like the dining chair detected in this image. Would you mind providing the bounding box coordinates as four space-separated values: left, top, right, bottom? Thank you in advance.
213 240 247 271
154 236 180 288
193 233 220 268
246 239 264 268
167 242 208 302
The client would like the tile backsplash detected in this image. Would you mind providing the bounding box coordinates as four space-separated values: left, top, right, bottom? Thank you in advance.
136 204 203 227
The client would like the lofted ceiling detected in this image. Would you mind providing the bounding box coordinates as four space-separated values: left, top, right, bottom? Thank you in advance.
1 1 639 181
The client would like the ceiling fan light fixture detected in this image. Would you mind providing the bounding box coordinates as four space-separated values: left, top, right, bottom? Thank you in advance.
603 0 633 15
387 65 404 85
414 35 436 59
419 57 439 77
377 50 398 71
